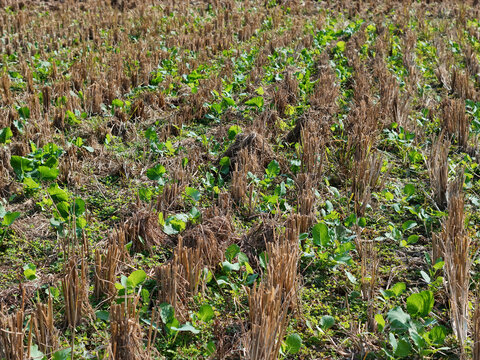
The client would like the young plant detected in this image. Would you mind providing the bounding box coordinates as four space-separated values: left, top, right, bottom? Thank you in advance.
377 290 449 358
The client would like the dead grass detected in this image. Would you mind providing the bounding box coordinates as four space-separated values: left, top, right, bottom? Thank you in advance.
440 171 470 354
265 239 300 309
181 215 235 268
94 235 122 301
474 294 480 360
241 218 277 263
442 98 470 151
31 296 59 356
219 132 274 176
355 231 379 332
61 257 92 328
109 298 148 360
123 207 170 254
0 304 24 360
428 135 450 210
245 283 291 360
156 236 204 321
352 143 384 217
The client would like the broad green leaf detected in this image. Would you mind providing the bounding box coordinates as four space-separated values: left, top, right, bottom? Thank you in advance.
76 216 87 229
222 261 240 272
52 348 72 360
18 106 30 119
408 150 423 163
96 310 109 321
0 127 13 144
402 220 417 231
24 268 37 280
244 261 254 275
120 275 128 289
206 341 216 355
141 288 149 304
163 223 179 235
383 191 394 201
47 286 60 298
225 244 241 262
333 253 352 265
312 223 330 247
408 327 425 349
222 96 235 106
29 344 44 359
65 111 80 124
336 41 346 52
23 263 36 280
73 198 86 217
166 317 180 333
158 212 165 226
259 251 268 269
38 166 59 181
427 325 447 345
433 260 445 271
345 270 357 284
2 211 20 226
387 307 410 330
145 127 157 141
167 216 187 232
50 217 62 228
319 315 335 330
395 338 412 357
13 119 24 133
23 177 40 190
420 270 431 284
375 314 385 332
56 201 70 219
238 252 249 266
171 322 200 334
189 206 201 220
228 125 241 140
112 99 124 108
185 187 201 202
10 156 34 178
74 137 84 147
389 333 411 357
163 213 188 235
146 164 166 181
406 290 434 318
159 303 175 324
219 157 230 167
245 96 264 108
47 184 69 203
197 305 215 322
403 184 416 197
357 217 367 227
389 332 398 352
266 160 280 177
219 156 230 174
246 273 258 285
127 269 147 288
390 282 406 297
407 234 419 244
285 333 302 354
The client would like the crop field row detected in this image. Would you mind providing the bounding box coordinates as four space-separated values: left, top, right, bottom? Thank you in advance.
1 0 480 359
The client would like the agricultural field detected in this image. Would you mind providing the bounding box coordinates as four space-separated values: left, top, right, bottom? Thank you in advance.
2 0 480 359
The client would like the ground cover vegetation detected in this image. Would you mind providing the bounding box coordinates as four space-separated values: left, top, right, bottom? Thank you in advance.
1 0 480 358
